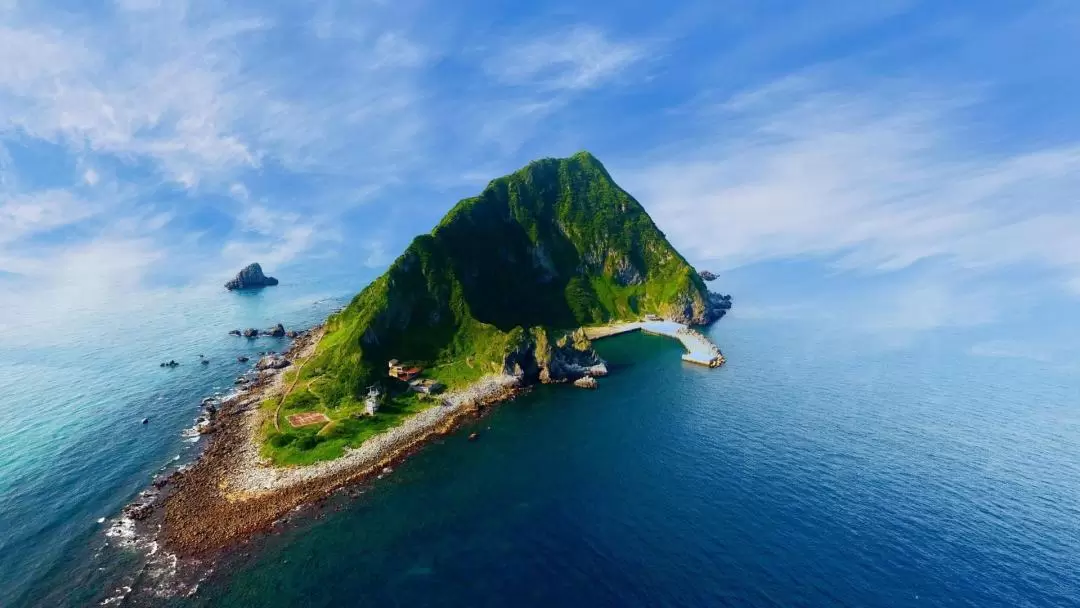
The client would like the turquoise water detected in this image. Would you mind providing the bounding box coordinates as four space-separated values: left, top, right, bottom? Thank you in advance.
4 291 1080 606
0 274 359 607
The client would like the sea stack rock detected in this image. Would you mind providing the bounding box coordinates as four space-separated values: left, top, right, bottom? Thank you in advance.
225 263 279 291
699 270 718 281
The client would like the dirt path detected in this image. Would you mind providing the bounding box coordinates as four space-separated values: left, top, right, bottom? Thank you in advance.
273 336 318 432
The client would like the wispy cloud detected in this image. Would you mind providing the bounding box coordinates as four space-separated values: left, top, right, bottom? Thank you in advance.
0 0 439 326
485 26 645 91
0 1 437 191
624 76 1080 294
466 25 649 154
0 0 1078 349
0 190 96 244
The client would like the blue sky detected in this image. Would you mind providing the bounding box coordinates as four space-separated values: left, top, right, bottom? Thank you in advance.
1 0 1079 365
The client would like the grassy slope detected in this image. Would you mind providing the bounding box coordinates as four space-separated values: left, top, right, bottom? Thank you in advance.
261 151 711 465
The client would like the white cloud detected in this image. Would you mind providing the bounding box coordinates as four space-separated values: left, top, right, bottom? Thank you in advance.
856 276 999 332
370 32 428 69
361 240 390 268
0 237 166 338
229 182 249 201
0 17 262 188
0 189 96 245
623 78 1080 293
218 204 335 272
82 168 99 186
485 26 645 91
114 0 163 10
0 3 435 192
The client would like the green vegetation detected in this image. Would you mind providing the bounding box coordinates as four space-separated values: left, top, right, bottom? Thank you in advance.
261 151 715 465
261 388 436 466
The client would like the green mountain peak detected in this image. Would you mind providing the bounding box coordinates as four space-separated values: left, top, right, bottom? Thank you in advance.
268 153 727 463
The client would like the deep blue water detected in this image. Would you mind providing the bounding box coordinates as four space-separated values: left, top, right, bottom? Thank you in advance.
3 290 1080 606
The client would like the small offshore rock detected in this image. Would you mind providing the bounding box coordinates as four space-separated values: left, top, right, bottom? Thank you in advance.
228 329 241 336
264 323 286 338
224 263 279 291
141 417 150 424
699 270 718 281
237 356 250 363
573 376 598 389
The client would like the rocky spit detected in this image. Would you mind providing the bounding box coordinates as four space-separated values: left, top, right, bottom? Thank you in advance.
226 373 521 495
141 330 522 558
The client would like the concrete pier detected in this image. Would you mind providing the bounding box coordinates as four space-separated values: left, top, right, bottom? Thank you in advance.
583 319 725 367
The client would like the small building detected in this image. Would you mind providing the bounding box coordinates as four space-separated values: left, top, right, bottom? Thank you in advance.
409 379 445 395
363 386 381 416
388 359 422 382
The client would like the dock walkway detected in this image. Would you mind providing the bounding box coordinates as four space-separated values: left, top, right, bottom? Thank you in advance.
583 320 725 367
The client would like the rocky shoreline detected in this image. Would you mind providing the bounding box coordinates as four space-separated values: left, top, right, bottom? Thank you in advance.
125 330 524 559
118 315 720 578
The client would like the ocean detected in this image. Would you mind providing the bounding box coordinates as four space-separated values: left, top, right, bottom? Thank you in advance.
2 284 1079 607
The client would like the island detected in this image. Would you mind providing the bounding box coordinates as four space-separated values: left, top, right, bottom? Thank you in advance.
146 152 731 557
225 263 279 290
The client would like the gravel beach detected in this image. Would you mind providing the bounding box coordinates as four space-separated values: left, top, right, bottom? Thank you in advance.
155 329 522 557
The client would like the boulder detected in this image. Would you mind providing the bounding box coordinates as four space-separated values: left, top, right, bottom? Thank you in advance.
706 292 733 322
228 329 241 336
699 270 718 281
237 356 250 363
123 502 153 520
586 362 609 377
242 328 259 338
224 263 279 291
264 323 286 338
255 355 291 371
573 376 598 389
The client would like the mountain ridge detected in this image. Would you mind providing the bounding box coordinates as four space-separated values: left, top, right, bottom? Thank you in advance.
311 151 725 390
262 151 728 462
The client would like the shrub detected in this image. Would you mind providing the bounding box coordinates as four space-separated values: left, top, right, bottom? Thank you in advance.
268 432 296 448
282 389 319 411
